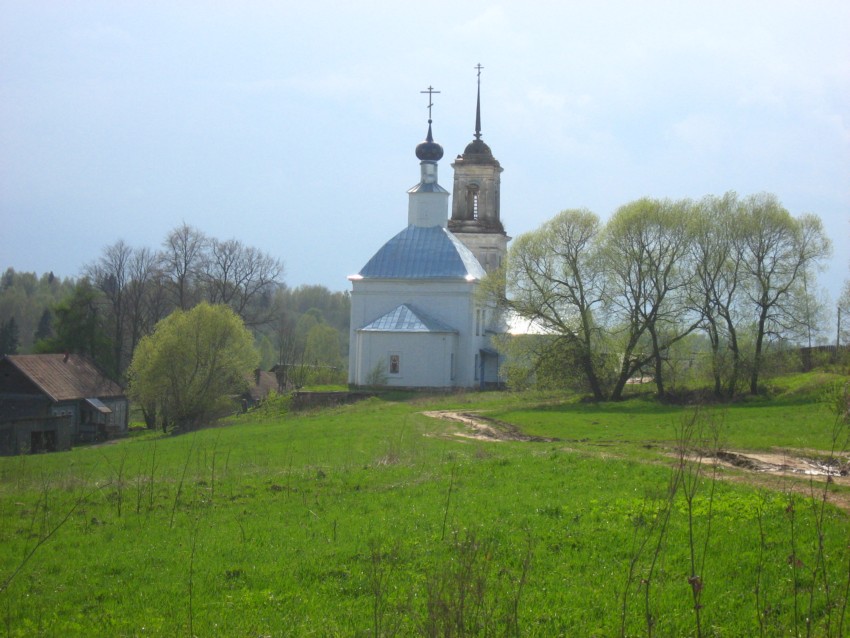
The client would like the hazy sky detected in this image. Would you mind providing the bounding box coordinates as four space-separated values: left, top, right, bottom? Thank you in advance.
2 2 848 305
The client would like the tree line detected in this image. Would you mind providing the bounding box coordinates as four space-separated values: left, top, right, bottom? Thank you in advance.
0 223 350 388
0 270 76 356
489 192 834 400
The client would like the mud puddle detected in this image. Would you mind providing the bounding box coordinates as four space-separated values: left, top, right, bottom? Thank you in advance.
709 450 850 485
421 411 557 443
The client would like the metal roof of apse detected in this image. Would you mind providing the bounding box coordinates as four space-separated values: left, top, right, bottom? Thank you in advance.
359 304 457 333
357 225 486 280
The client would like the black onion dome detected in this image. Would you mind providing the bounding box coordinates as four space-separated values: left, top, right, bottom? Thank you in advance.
415 121 444 161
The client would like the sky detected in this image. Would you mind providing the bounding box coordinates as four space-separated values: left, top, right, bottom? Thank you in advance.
1 2 848 308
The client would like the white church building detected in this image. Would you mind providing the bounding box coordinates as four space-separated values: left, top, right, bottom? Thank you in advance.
348 77 509 389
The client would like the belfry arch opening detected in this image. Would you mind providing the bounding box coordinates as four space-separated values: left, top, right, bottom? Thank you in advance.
467 184 480 220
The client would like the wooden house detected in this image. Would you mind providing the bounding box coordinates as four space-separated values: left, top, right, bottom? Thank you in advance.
0 354 128 454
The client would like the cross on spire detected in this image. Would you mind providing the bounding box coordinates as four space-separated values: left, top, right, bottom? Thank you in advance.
420 85 440 122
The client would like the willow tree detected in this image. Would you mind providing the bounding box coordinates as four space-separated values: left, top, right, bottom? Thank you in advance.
688 193 746 397
602 198 698 400
128 303 258 431
738 194 831 394
490 208 610 400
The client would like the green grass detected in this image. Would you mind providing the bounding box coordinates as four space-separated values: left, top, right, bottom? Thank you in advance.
491 371 850 450
0 377 848 636
492 395 841 450
299 384 350 392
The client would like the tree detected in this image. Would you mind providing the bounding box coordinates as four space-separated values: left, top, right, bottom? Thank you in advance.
271 310 299 390
35 279 113 373
839 280 850 348
688 193 746 397
495 192 833 398
788 269 830 348
201 238 284 326
275 285 350 365
159 223 208 311
0 268 13 291
602 198 698 399
304 323 343 384
282 285 351 331
33 308 53 343
84 241 173 381
86 240 132 377
0 268 74 353
125 246 167 355
127 303 258 431
491 209 610 399
0 317 19 355
739 194 831 394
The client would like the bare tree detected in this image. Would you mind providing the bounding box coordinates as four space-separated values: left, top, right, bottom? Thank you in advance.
201 238 283 326
160 223 208 311
85 240 132 376
125 246 164 352
272 310 298 391
203 238 241 306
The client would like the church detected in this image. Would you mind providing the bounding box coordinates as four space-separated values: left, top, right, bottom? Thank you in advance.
347 74 509 389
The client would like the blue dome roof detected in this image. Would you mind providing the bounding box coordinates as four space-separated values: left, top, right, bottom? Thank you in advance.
357 225 486 280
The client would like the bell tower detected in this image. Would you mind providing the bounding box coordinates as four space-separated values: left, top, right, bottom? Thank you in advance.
448 64 509 274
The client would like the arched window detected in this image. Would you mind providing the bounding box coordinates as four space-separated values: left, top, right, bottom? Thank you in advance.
466 185 480 220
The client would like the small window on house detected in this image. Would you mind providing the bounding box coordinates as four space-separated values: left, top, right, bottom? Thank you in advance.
475 308 481 336
389 354 400 375
474 354 480 380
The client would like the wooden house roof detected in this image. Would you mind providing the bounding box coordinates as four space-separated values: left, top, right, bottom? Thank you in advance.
2 354 125 402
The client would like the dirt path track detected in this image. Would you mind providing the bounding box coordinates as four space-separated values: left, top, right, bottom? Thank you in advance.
422 410 558 443
423 410 850 510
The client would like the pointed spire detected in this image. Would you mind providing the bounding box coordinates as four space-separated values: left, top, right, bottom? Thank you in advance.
474 63 483 140
416 85 444 161
457 65 493 159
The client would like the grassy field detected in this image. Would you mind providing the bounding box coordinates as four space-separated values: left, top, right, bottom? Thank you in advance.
0 373 848 636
